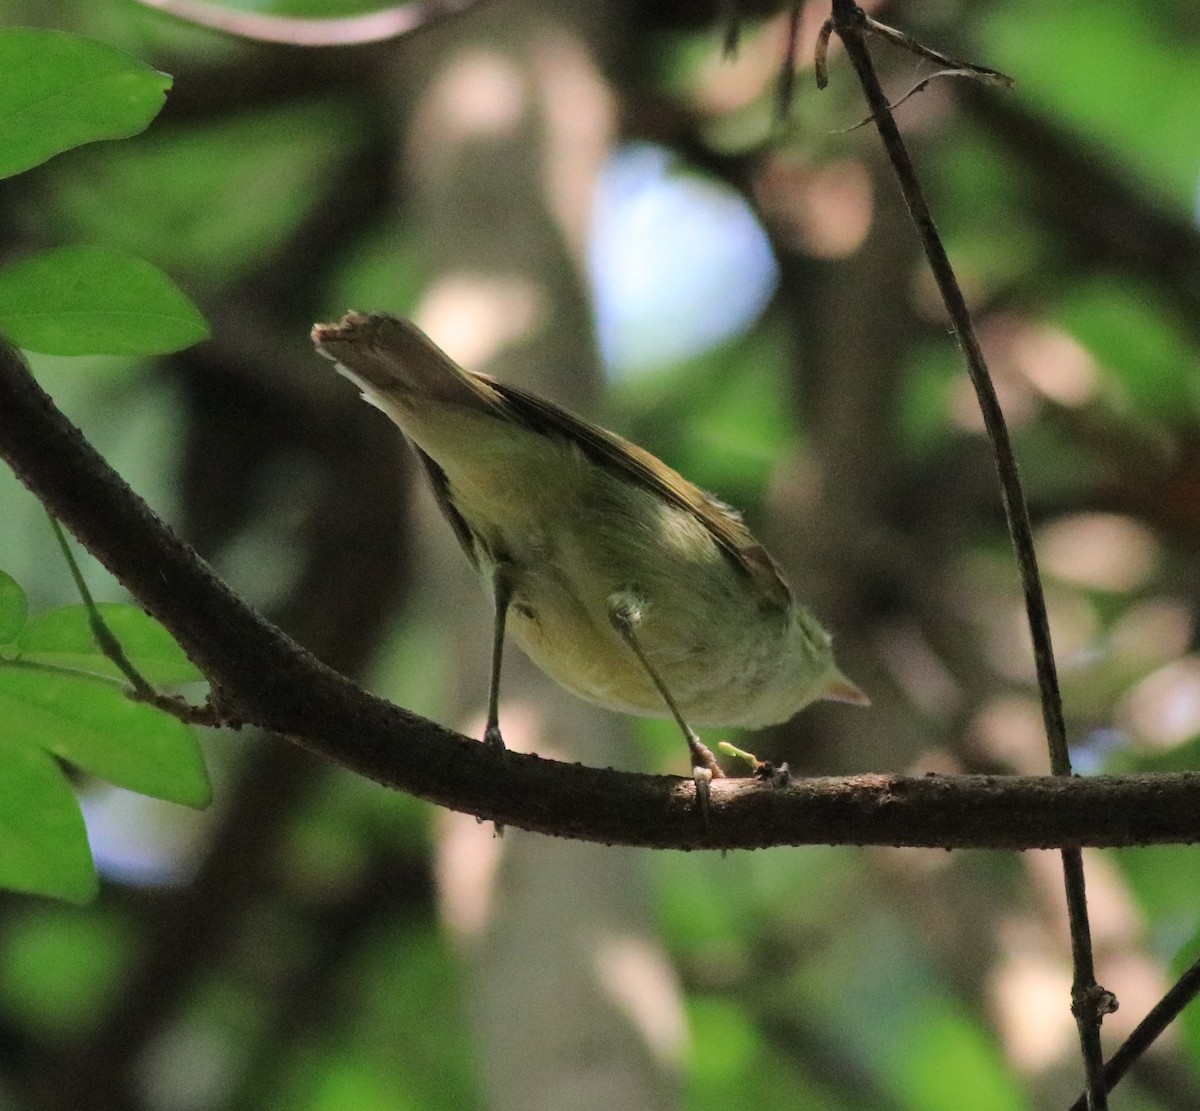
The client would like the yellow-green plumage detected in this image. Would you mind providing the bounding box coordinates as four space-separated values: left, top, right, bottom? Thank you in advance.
313 311 866 735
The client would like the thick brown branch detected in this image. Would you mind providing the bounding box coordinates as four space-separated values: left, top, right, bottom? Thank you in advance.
2 335 1200 849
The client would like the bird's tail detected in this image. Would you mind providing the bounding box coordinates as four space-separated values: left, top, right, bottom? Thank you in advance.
312 311 497 414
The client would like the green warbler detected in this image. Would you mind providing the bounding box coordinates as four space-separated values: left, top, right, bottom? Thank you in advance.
312 312 867 803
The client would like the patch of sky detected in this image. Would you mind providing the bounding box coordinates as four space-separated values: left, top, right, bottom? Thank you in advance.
589 142 779 377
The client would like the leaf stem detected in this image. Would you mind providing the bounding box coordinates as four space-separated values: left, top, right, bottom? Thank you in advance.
48 512 157 700
47 512 224 726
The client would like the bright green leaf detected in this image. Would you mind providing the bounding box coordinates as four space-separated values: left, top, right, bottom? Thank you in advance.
0 569 27 643
20 603 202 685
0 246 209 355
0 669 210 807
0 29 170 180
0 737 96 903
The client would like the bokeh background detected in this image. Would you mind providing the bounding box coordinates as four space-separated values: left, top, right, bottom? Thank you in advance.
2 0 1200 1108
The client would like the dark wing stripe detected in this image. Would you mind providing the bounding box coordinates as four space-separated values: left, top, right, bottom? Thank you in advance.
474 373 793 610
412 447 481 569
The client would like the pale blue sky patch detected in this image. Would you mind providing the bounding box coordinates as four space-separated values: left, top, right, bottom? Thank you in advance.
589 142 779 376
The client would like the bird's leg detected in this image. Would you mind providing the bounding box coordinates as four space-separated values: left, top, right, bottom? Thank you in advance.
608 591 724 816
484 562 514 749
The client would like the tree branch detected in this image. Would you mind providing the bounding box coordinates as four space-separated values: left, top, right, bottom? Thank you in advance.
2 334 1200 849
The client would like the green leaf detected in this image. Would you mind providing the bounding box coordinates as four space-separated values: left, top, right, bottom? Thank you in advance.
0 669 210 807
0 246 210 355
0 737 96 903
20 603 203 685
0 569 27 644
0 29 170 180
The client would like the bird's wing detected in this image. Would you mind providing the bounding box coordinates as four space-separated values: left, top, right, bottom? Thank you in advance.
480 373 793 611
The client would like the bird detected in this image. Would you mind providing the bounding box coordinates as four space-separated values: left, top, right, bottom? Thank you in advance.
313 311 867 805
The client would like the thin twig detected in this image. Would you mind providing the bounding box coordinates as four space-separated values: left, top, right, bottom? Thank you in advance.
131 0 485 47
823 4 1108 1107
1067 953 1200 1111
861 15 1013 87
46 512 226 726
814 13 1012 97
47 512 157 699
839 69 1011 135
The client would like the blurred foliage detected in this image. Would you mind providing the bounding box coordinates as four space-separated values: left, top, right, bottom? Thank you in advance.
0 0 1199 1110
31 98 367 293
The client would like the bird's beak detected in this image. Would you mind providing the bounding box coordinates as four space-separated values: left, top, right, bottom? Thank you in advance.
823 671 871 707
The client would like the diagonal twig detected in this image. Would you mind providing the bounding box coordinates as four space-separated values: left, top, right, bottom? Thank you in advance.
1067 952 1200 1111
822 4 1110 1107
